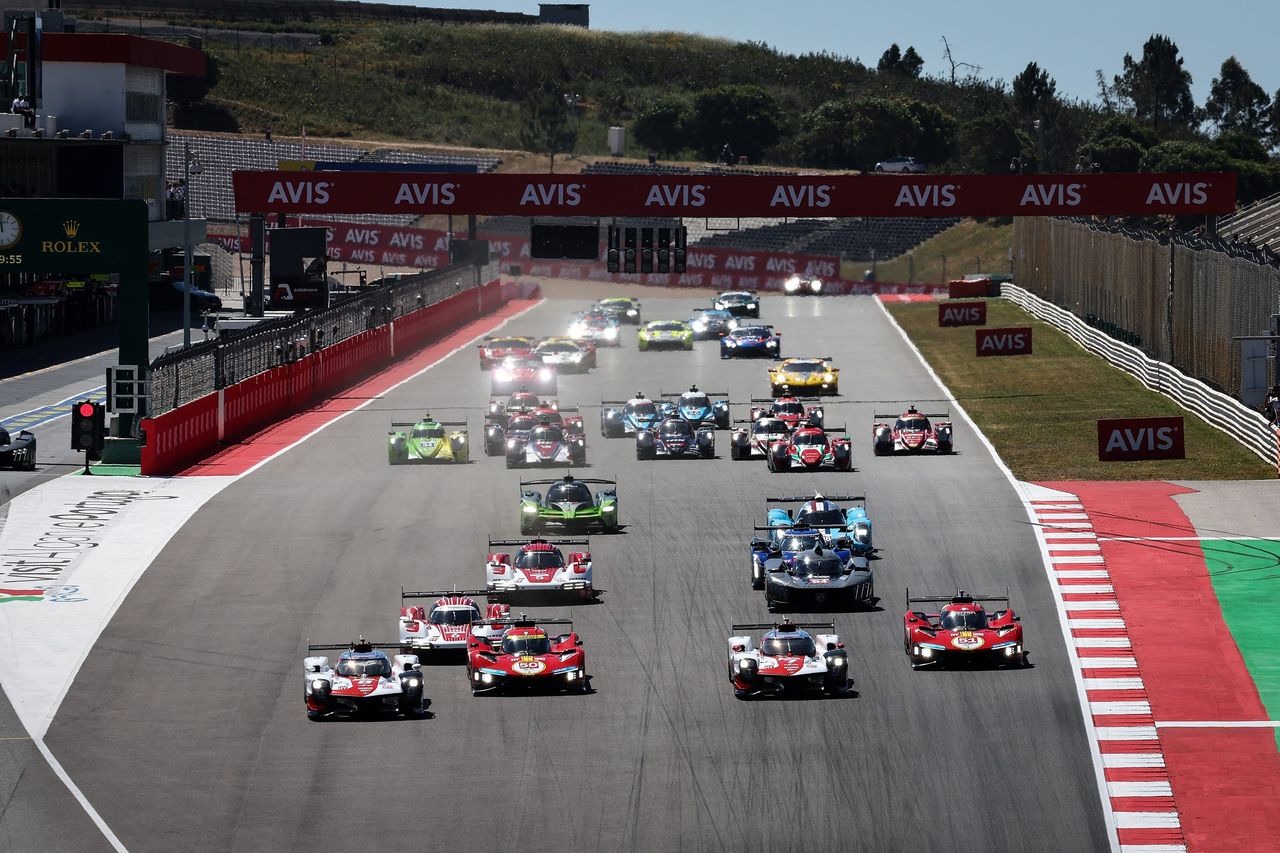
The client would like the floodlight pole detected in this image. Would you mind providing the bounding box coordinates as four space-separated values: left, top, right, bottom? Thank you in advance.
183 139 192 347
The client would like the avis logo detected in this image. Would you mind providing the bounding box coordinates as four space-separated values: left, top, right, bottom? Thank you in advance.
1103 427 1177 452
894 184 957 207
975 327 1032 356
1097 416 1185 460
266 181 331 204
1019 183 1083 206
1145 182 1209 206
938 302 987 327
645 184 707 207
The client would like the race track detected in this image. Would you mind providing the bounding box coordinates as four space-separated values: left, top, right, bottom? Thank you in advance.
36 290 1108 851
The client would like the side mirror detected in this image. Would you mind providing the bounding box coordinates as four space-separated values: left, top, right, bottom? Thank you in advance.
575 639 584 646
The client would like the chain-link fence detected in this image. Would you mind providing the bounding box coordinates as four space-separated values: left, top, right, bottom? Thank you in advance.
1014 217 1280 396
149 260 498 415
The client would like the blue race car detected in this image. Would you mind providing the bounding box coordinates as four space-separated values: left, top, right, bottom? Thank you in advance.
764 493 873 556
659 385 731 429
600 392 672 438
748 526 868 595
688 308 737 340
720 324 781 359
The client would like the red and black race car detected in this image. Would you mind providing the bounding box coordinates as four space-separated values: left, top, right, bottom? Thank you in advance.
492 355 557 396
767 423 852 472
750 394 825 430
872 406 954 455
466 614 588 695
478 335 536 370
903 591 1027 669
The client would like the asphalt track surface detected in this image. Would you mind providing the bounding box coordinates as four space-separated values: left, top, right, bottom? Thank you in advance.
29 290 1109 851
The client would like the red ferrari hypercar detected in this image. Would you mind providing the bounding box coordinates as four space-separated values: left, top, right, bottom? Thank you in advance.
466 614 588 694
903 591 1027 668
478 335 536 370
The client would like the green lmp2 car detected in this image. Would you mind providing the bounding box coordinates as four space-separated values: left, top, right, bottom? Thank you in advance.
519 475 619 535
388 416 469 464
638 320 693 351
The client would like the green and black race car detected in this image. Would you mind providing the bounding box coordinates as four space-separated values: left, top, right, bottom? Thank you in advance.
637 320 693 351
388 415 469 464
519 474 618 535
595 296 642 325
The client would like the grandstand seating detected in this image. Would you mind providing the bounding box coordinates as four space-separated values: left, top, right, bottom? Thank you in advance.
581 162 798 178
1219 192 1280 249
689 216 957 259
166 132 500 225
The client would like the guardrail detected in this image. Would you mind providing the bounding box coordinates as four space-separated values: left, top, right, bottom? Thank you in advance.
1003 283 1277 467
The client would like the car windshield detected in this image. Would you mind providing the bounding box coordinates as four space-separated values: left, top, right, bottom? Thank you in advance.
755 419 787 434
721 293 751 303
538 343 577 354
660 419 693 437
773 400 805 415
798 509 845 527
506 358 543 371
335 656 391 678
762 635 816 657
489 338 528 349
649 322 684 332
940 610 988 630
503 634 551 655
785 361 825 374
547 482 593 502
516 550 564 568
626 400 657 417
600 299 632 309
793 555 845 577
412 425 444 438
508 415 537 431
508 393 539 408
793 432 828 446
430 607 478 625
532 426 563 442
734 326 770 337
897 416 931 431
680 394 710 408
780 534 822 552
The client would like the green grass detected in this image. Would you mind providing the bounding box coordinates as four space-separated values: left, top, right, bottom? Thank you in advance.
884 299 1273 480
874 218 1013 285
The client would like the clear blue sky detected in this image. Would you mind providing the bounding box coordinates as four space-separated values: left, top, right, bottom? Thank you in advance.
355 0 1279 107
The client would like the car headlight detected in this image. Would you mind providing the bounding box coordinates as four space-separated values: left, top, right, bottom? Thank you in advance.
522 505 537 513
823 373 835 382
727 319 738 330
747 301 757 308
457 435 466 443
737 658 753 671
626 309 637 316
784 276 801 293
539 369 552 381
570 352 583 362
809 279 822 292
832 657 846 667
692 320 706 332
603 505 615 512
766 340 777 347
724 339 737 347
310 678 326 692
604 326 618 339
495 369 511 381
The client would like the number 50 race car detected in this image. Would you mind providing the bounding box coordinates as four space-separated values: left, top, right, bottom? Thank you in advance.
727 620 851 699
303 638 427 720
466 614 588 695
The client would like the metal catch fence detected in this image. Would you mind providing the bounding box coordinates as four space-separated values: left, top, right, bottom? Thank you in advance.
149 260 497 415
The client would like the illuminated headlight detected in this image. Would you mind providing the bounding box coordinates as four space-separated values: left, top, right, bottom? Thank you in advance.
692 320 706 332
570 352 583 362
727 319 738 330
457 435 466 443
919 646 932 659
832 656 846 667
784 276 801 293
539 369 552 381
823 373 835 382
403 675 422 688
310 678 326 692
495 369 511 382
626 309 637 316
737 658 753 671
809 278 822 293
481 673 493 684
568 323 583 335
522 505 537 513
724 339 737 347
602 505 615 512
747 301 757 308
853 523 870 542
765 340 777 347
714 301 725 309
507 439 517 449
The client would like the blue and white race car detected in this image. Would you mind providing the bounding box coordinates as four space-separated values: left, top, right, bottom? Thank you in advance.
748 528 872 605
660 385 731 429
720 324 781 359
600 392 671 437
763 493 873 556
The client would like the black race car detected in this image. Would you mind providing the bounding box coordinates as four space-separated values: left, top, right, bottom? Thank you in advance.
0 428 36 470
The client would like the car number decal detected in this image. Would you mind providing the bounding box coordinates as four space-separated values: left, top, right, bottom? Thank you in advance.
513 657 546 675
951 633 984 650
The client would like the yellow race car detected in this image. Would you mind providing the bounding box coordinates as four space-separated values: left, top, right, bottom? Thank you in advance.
768 357 839 397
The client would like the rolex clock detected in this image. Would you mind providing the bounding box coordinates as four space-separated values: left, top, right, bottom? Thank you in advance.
0 210 21 248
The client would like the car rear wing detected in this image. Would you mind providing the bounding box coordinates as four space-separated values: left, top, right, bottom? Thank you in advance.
556 405 580 414
401 587 490 601
766 494 865 504
473 614 574 629
731 621 835 633
488 538 589 548
873 411 951 419
906 588 1010 608
520 477 617 487
600 399 629 406
307 641 400 652
659 389 730 398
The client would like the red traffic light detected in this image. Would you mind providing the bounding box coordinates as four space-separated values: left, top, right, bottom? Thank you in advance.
78 402 96 417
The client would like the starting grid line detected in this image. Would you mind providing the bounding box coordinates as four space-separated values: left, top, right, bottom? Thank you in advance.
1031 495 1190 853
1 386 106 433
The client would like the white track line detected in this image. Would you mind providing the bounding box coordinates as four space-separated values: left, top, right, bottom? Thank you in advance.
874 298 1120 851
1154 720 1280 728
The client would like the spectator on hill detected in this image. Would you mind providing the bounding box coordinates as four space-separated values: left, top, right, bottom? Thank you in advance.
719 142 734 166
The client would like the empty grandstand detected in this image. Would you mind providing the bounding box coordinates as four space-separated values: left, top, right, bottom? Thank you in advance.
692 216 959 261
165 131 501 226
1218 192 1280 250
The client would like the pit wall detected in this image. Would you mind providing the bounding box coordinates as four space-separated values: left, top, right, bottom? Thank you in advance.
139 278 533 475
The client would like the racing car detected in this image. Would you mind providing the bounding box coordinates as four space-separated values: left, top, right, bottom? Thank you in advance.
595 296 642 325
727 620 850 699
636 416 715 460
764 493 872 555
750 394 824 430
399 590 510 655
720 324 780 359
486 388 549 427
387 416 469 464
768 357 839 397
535 337 594 373
638 320 693 351
749 524 870 592
466 614 588 694
729 416 791 461
568 311 622 347
688 307 737 339
903 591 1027 669
782 274 825 296
519 474 619 535
757 543 875 610
486 410 538 457
872 406 954 455
506 420 586 469
660 386 731 429
303 638 426 720
0 428 36 471
486 538 600 602
492 355 557 396
477 335 536 370
600 392 670 437
767 423 853 472
714 290 761 318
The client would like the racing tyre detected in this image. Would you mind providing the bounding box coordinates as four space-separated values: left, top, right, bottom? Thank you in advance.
307 711 325 722
520 516 537 536
751 564 764 591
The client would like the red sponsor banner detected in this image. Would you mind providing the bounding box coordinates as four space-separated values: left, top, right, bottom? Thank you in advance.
232 171 1236 217
948 278 994 298
975 326 1032 356
938 301 987 326
1097 416 1186 461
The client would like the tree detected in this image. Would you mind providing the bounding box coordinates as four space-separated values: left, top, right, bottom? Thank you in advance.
1079 136 1145 172
876 44 902 74
1089 114 1159 149
519 83 578 164
900 47 925 78
900 99 956 164
954 114 1024 174
1213 129 1269 163
632 96 690 157
1204 57 1271 137
796 97 954 170
1012 62 1056 118
1113 35 1197 134
1138 140 1229 173
1269 89 1280 150
877 44 924 78
688 85 782 162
